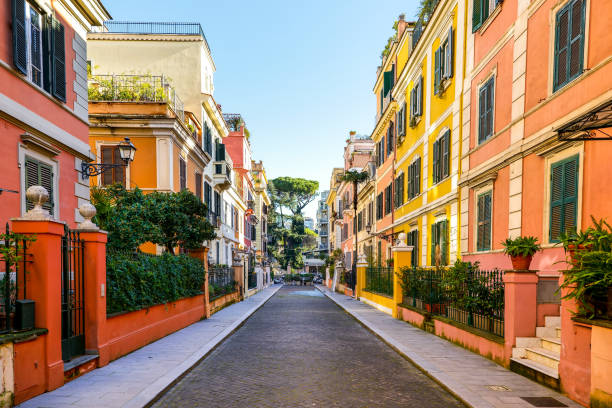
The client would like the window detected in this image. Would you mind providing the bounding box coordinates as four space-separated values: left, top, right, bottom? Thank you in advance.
368 202 373 226
24 156 54 215
407 157 422 200
409 76 423 123
478 77 495 143
394 173 404 208
357 211 363 231
432 131 450 184
376 193 383 220
476 191 492 251
179 157 186 191
12 0 65 100
550 155 579 242
214 191 221 219
407 229 419 267
204 182 212 213
397 103 407 137
203 123 212 156
376 140 385 167
100 145 126 186
384 184 392 215
430 219 448 266
553 0 585 91
434 27 454 95
195 172 202 200
386 122 394 157
473 0 503 32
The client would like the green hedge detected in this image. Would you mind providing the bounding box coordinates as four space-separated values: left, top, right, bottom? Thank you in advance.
106 251 205 315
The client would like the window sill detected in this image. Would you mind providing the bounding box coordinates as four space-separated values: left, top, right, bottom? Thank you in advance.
409 116 422 129
552 71 584 96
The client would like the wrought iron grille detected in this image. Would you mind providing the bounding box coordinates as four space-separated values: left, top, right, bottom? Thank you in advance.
365 266 394 297
401 267 505 337
0 223 32 334
61 227 85 362
247 254 257 289
88 74 185 122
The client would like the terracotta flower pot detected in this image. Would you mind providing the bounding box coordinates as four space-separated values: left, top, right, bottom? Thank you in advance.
510 255 533 270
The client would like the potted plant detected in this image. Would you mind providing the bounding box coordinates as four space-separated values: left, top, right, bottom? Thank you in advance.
501 236 541 270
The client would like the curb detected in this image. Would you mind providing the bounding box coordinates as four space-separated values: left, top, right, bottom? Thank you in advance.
124 285 282 408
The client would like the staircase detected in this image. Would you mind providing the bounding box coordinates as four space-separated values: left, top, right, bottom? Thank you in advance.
510 315 561 390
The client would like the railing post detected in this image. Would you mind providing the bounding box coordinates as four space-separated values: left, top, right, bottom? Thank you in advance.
355 254 367 299
503 269 538 363
75 204 109 366
10 187 65 391
392 233 413 318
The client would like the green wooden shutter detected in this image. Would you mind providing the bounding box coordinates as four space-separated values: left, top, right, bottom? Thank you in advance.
441 220 448 265
51 17 66 101
486 78 495 139
11 0 27 75
478 85 487 143
411 230 419 266
549 155 579 242
472 0 482 32
434 48 440 94
483 192 491 250
554 5 570 90
568 0 585 79
477 194 484 251
383 70 393 96
446 27 454 78
407 164 413 200
24 157 54 215
442 131 450 179
431 223 436 265
42 16 52 92
418 76 424 116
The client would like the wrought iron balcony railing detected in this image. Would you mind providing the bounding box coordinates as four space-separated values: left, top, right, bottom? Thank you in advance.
88 74 185 122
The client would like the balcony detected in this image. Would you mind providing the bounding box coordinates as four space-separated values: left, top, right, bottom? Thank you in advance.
88 74 185 122
212 143 232 190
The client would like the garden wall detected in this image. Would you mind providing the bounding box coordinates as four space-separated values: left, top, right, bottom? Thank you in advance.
101 295 205 364
209 291 240 315
13 333 47 405
360 291 394 315
396 305 508 366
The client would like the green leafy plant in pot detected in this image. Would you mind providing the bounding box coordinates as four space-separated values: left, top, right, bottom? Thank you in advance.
502 236 541 270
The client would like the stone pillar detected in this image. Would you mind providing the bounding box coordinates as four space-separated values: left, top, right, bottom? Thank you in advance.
503 270 538 359
233 255 244 300
186 246 210 318
10 187 65 391
355 253 367 299
392 233 413 318
558 271 591 405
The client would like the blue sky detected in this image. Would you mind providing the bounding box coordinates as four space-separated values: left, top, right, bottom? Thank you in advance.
101 0 418 219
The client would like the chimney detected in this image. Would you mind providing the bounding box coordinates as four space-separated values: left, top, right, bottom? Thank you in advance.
349 130 357 142
397 14 407 40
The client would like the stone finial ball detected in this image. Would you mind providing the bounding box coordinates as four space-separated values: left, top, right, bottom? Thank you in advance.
79 203 97 220
25 185 49 205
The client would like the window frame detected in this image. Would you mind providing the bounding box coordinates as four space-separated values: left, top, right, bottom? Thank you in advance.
476 190 493 252
19 145 59 219
98 144 127 187
477 76 495 144
552 0 586 92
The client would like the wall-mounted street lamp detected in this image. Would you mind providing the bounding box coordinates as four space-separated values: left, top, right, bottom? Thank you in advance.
365 224 372 234
81 137 137 180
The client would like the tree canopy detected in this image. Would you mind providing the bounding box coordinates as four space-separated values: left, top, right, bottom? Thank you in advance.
269 177 319 216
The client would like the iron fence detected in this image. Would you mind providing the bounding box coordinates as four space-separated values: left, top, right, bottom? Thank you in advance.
401 266 504 337
365 266 394 297
209 266 233 289
103 21 205 37
411 0 442 50
61 226 85 361
0 223 32 334
88 74 185 122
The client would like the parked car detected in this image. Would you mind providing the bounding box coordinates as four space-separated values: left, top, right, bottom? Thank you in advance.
273 277 283 284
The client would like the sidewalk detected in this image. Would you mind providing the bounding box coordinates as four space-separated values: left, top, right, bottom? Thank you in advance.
316 285 580 408
19 285 282 408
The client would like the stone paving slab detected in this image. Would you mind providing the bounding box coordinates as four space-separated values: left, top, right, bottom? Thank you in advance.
18 285 281 408
316 285 580 408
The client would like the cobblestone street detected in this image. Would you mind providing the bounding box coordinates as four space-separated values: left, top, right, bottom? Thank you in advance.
152 286 464 407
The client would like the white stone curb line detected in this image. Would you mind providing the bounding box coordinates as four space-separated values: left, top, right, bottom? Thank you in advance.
123 285 282 408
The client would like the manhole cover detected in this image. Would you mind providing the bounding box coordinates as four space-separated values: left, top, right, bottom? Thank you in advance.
520 397 568 407
487 385 511 392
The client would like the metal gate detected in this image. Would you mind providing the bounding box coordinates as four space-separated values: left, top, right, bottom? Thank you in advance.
61 226 85 362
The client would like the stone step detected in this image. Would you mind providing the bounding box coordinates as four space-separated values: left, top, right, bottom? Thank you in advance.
536 326 561 339
515 337 541 348
510 356 561 394
545 315 561 328
541 337 561 354
525 347 560 370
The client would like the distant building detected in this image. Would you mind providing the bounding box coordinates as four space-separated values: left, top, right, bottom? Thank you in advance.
304 217 315 230
316 191 330 253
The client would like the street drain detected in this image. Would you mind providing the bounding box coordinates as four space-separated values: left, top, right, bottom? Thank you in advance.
487 385 511 391
520 397 568 407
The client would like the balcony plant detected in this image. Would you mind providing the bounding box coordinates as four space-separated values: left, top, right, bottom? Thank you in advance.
501 236 541 270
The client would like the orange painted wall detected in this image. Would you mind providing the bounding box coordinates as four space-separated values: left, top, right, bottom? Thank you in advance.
102 295 205 363
581 141 612 225
473 1 517 64
14 336 47 405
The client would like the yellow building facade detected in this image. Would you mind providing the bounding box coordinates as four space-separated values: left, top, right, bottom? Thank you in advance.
390 1 467 267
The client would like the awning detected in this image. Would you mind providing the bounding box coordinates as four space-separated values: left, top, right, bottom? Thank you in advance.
556 99 612 141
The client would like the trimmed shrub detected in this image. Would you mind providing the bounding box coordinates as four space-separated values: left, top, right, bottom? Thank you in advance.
106 251 205 315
